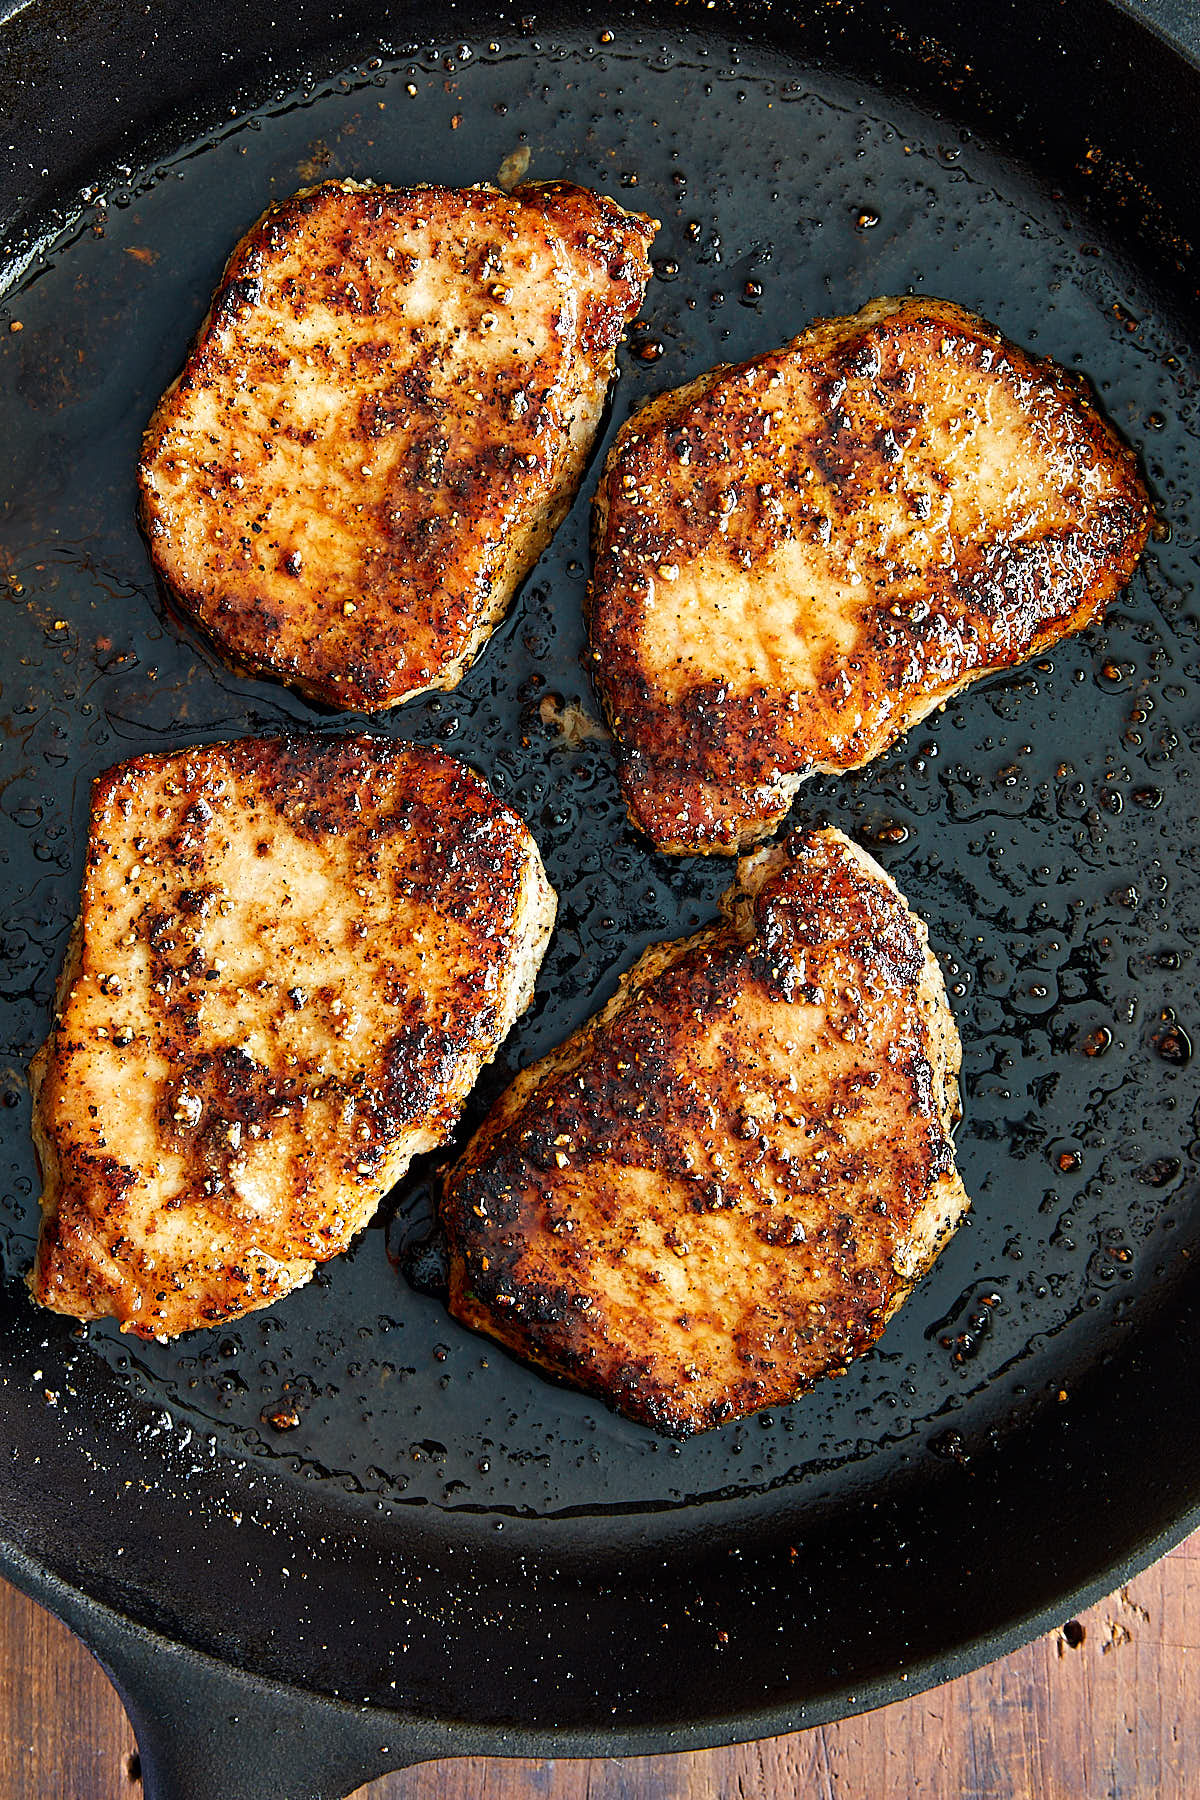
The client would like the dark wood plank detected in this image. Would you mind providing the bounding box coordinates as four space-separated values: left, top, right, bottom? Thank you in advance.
2 1538 1196 1800
0 1578 139 1798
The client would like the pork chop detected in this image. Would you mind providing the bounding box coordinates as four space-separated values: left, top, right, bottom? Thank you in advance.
139 178 656 711
441 826 968 1434
588 296 1153 853
29 733 556 1339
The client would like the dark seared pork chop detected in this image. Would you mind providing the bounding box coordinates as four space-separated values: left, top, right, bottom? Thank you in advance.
588 296 1153 853
29 735 555 1339
442 827 969 1434
139 179 655 711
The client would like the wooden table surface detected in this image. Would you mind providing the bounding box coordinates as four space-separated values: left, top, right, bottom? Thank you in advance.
1 1532 1195 1800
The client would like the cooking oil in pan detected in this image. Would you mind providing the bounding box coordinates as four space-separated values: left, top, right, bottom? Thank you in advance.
1 25 1197 1525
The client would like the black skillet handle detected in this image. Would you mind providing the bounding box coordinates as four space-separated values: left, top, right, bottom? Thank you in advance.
100 1638 411 1800
19 1568 449 1800
89 1627 438 1800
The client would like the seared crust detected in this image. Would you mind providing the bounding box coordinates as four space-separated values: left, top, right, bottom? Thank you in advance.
29 734 556 1338
441 827 969 1435
138 179 655 711
588 296 1154 853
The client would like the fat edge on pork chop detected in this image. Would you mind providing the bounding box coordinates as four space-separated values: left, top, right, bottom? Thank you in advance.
441 826 969 1435
28 733 556 1339
139 178 656 711
588 295 1154 853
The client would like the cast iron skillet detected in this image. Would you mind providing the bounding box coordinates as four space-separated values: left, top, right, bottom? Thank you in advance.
1 0 1199 1794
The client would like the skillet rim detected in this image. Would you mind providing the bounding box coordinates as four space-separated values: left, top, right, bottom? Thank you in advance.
1 0 1199 1782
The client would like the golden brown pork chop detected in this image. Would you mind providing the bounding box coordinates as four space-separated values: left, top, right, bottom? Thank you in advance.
589 296 1153 853
29 734 556 1339
139 178 656 711
442 827 968 1434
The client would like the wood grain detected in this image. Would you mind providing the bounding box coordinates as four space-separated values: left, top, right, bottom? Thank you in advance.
1 1536 1196 1800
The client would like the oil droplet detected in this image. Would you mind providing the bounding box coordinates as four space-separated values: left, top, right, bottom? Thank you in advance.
1153 1017 1192 1065
1137 1157 1180 1188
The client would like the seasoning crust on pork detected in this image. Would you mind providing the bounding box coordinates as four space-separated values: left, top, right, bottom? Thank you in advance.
442 827 969 1434
139 179 656 710
589 296 1153 853
29 733 556 1338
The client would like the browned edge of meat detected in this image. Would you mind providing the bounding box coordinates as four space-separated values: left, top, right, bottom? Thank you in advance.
441 826 969 1434
138 178 657 712
28 732 556 1339
587 295 1154 854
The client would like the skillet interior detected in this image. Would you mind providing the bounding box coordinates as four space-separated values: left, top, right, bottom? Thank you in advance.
1 0 1199 1752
